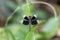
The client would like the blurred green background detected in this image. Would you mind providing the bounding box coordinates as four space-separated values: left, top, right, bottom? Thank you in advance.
0 0 60 40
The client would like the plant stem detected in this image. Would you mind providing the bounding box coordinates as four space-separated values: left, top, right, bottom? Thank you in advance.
6 29 16 40
5 6 20 26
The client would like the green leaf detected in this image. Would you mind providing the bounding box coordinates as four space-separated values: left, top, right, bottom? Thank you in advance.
42 17 58 39
25 25 39 40
6 24 29 40
0 28 8 40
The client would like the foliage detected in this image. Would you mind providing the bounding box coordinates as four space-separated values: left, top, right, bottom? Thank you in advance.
0 0 59 40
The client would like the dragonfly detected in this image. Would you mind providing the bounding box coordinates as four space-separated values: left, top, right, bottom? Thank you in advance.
23 15 38 25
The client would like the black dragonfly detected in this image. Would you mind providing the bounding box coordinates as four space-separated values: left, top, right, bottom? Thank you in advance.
23 15 38 25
